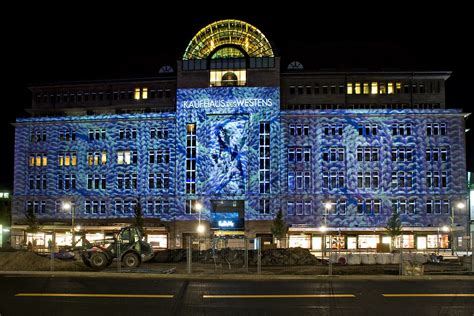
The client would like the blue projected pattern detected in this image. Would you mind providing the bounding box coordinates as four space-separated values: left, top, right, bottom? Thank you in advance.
12 86 467 232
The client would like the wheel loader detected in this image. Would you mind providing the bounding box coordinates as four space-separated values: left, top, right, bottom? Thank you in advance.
78 226 155 271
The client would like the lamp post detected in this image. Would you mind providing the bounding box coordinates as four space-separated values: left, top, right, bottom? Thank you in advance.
451 202 466 255
195 202 205 235
321 202 331 256
62 201 75 245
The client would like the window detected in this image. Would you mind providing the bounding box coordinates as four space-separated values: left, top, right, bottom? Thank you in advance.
426 147 449 162
88 129 106 140
358 124 377 136
117 173 138 190
259 122 271 193
146 200 169 215
391 171 414 189
85 200 106 214
287 200 311 216
387 82 394 94
346 83 353 94
363 83 369 94
117 150 137 165
29 174 47 190
392 123 412 136
134 87 148 100
426 123 447 136
26 201 46 214
287 146 311 163
150 127 169 139
426 199 450 215
289 86 295 95
87 174 106 190
323 124 343 136
59 130 76 141
57 174 76 190
357 171 379 189
148 173 170 190
371 82 378 94
322 170 345 190
392 199 416 214
87 151 107 166
149 149 170 164
29 153 48 167
322 147 344 162
426 171 447 188
391 147 414 162
58 152 77 167
288 171 311 192
118 128 137 140
259 199 270 214
185 200 201 214
30 130 47 143
186 124 197 194
354 82 361 94
356 147 379 162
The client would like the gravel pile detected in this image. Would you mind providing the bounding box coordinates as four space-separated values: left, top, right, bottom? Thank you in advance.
0 251 88 271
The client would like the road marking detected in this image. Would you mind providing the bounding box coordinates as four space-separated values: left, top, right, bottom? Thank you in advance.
15 293 174 298
203 294 355 299
383 294 474 298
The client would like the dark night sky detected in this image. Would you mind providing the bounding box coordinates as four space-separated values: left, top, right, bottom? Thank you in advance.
2 4 473 187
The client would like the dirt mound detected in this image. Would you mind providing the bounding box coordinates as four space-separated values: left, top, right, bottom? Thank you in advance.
0 251 89 271
154 247 320 266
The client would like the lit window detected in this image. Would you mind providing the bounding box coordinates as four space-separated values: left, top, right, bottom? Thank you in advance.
355 82 361 94
134 88 140 100
346 83 353 94
371 82 378 94
396 82 402 93
363 83 369 94
387 82 394 94
142 88 148 99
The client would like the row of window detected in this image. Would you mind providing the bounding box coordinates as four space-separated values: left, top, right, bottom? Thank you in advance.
29 121 448 145
32 128 170 143
23 198 454 216
35 87 172 104
29 149 171 167
289 123 443 138
289 81 441 96
286 146 449 164
285 103 442 110
286 170 448 192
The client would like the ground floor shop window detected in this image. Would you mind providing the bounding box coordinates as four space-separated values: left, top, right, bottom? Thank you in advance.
325 236 345 249
357 235 379 249
85 233 104 243
417 236 427 250
347 236 357 249
289 235 311 248
395 234 414 248
311 236 322 250
147 234 168 249
427 234 449 248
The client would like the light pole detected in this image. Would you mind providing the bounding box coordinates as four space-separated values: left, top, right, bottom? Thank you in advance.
451 202 466 255
321 202 331 256
62 201 75 245
195 202 205 235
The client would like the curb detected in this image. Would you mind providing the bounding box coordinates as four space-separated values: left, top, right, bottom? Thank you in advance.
1 271 473 281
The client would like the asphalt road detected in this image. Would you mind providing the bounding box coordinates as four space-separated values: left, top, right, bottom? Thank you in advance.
0 275 473 316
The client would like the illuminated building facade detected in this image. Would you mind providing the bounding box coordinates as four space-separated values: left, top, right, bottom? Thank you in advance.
12 19 469 251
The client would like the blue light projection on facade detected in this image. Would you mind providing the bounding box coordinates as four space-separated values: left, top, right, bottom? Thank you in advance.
13 89 467 233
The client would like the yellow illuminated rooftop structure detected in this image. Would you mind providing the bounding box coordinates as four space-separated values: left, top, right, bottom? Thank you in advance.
183 19 274 60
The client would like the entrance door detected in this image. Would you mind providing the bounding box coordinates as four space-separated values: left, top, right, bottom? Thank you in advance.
182 233 199 250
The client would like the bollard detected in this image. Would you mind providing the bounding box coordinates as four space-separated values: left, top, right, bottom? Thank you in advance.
187 236 192 274
116 241 121 273
244 237 249 273
257 237 261 274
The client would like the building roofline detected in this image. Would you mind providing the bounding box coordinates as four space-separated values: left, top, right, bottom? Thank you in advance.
28 76 177 91
281 70 452 78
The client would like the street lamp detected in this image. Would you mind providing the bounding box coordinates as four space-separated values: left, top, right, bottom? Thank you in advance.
321 202 331 256
195 202 205 235
62 201 75 245
451 202 466 255
438 225 450 255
